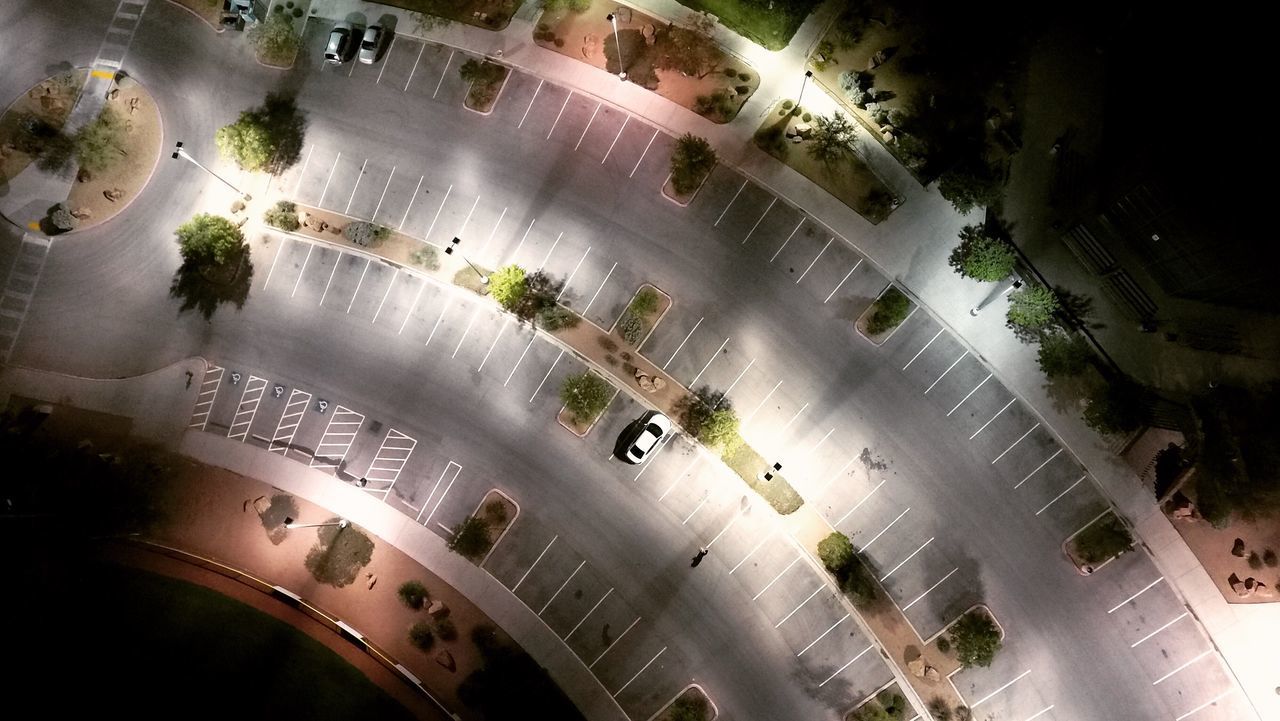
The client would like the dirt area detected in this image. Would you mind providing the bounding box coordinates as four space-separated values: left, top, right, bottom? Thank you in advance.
476 489 516 553
6 395 134 446
536 1 758 123
64 78 164 231
549 315 687 419
257 1 312 69
614 283 672 342
391 0 519 31
1169 509 1280 604
463 64 510 113
0 69 87 187
557 404 598 437
652 684 716 721
168 0 225 28
662 171 711 206
294 203 430 266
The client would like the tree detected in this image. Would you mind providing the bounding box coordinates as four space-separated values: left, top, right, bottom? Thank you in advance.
488 264 527 312
807 112 858 165
818 532 855 574
170 214 251 320
1005 285 1059 338
74 106 126 173
677 387 739 449
215 93 307 174
670 133 717 195
1036 330 1093 378
658 13 720 78
949 610 1001 668
513 270 562 322
263 200 299 231
937 163 1001 214
249 12 298 64
948 225 1015 281
1072 514 1132 565
560 371 612 425
866 287 910 335
447 516 492 558
176 214 244 267
397 580 429 610
1083 378 1145 435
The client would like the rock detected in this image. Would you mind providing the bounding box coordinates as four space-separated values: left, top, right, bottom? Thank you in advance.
70 207 92 219
924 666 941 682
435 650 456 672
253 495 271 515
1232 538 1246 557
1255 583 1274 598
641 24 656 44
76 167 92 182
637 375 654 391
108 88 119 100
103 188 125 202
651 377 666 391
1229 573 1248 598
427 600 449 618
366 573 377 590
907 656 926 677
0 143 14 157
581 33 600 60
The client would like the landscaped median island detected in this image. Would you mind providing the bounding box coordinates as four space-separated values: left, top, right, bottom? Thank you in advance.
847 683 911 721
0 69 87 188
856 284 913 344
459 58 510 113
664 133 717 205
653 684 717 721
253 2 311 68
393 0 521 30
446 491 517 563
1064 510 1133 574
673 0 821 50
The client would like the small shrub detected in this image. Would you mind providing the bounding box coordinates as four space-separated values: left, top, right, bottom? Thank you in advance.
344 221 390 247
738 71 750 81
618 311 643 344
950 610 1001 668
724 67 738 77
802 112 812 122
936 635 951 654
409 246 440 270
630 287 658 316
954 705 971 721
485 498 508 524
273 4 283 12
409 621 435 651
263 200 299 231
928 697 952 721
782 100 794 110
434 617 458 641
560 371 612 425
447 516 492 559
285 1 293 7
292 7 303 17
537 22 549 32
1248 551 1263 570
537 305 579 330
1265 549 1278 567
598 336 618 352
553 37 564 48
397 580 429 610
866 287 910 335
735 84 749 95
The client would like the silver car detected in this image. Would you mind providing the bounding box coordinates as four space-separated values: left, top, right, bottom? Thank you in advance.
324 22 353 65
358 25 383 65
620 411 672 464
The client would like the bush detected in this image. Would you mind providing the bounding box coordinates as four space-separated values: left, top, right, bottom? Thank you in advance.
1037 330 1092 378
447 516 492 559
435 617 458 641
409 246 440 270
618 311 643 344
1265 549 1279 567
1248 551 1263 569
782 99 794 110
877 691 907 719
928 697 953 721
263 200 299 231
630 287 659 316
176 213 246 267
802 112 812 122
670 133 717 195
292 7 303 17
1005 285 1059 336
950 610 1001 668
738 71 751 82
677 387 739 449
409 621 435 651
724 67 738 77
1083 378 1145 435
560 371 612 425
948 225 1015 282
537 305 579 330
344 221 389 247
75 106 126 173
48 203 79 232
818 532 855 574
1073 513 1133 565
488 264 527 312
866 287 910 335
397 580 429 610
935 636 951 654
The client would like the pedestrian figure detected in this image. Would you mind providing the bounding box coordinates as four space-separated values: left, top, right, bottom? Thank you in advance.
185 370 193 388
690 547 708 567
358 477 368 487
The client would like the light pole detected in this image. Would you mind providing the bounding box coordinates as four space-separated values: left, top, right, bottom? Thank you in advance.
171 141 252 201
283 516 350 530
794 70 813 116
970 277 1022 316
606 13 627 81
445 237 489 285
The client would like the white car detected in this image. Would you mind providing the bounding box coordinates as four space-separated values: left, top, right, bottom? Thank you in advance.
621 411 672 464
358 25 382 65
324 22 353 65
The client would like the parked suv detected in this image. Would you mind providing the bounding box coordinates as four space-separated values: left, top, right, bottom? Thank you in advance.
324 22 353 64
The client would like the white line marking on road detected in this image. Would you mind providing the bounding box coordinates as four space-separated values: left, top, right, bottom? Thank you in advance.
346 259 371 313
590 616 640 668
1022 705 1054 721
715 180 748 226
819 645 874 687
730 531 772 574
902 328 944 370
432 49 453 98
371 166 396 221
630 129 659 178
575 103 600 150
398 281 425 334
948 373 992 415
681 493 710 525
719 357 755 401
823 259 861 303
318 253 341 306
753 556 801 600
504 336 536 386
601 116 629 164
796 237 834 283
518 79 542 128
318 151 341 208
292 144 313 197
540 560 585 614
815 455 858 497
689 336 730 387
458 195 480 238
613 646 666 697
423 183 452 241
1131 611 1188 648
1014 449 1064 489
798 614 849 657
452 309 479 358
769 219 805 263
992 422 1040 464
477 319 507 372
345 158 368 214
1153 649 1212 685
557 246 590 300
1174 689 1236 721
861 507 909 551
547 92 572 140
268 389 310 452
740 198 776 244
880 537 934 581
510 218 535 263
376 36 395 83
566 587 613 640
399 175 424 229
424 295 453 348
404 42 425 91
778 402 809 437
925 351 967 394
537 232 562 272
744 379 783 425
632 434 674 482
970 669 1031 708
290 244 314 298
903 567 959 611
775 584 825 628
530 350 562 402
1108 577 1165 613
663 317 703 369
371 271 398 324
1035 475 1085 515
421 461 462 524
659 455 701 501
582 261 617 315
512 535 557 592
807 428 836 457
970 398 1016 439
478 206 507 257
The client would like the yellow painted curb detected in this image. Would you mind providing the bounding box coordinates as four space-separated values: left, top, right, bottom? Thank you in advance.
27 221 40 230
91 69 115 79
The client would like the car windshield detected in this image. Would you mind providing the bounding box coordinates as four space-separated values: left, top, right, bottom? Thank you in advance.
362 38 376 49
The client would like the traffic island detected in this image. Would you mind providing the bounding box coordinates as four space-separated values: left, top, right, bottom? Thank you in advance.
847 682 911 721
461 59 511 114
0 69 87 188
856 284 913 345
1063 510 1133 575
652 684 717 721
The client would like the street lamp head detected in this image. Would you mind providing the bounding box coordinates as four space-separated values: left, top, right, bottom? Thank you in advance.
805 70 813 78
606 12 615 22
444 246 454 255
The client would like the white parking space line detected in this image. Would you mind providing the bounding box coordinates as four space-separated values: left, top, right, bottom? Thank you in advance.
902 329 944 370
512 534 557 592
424 295 454 348
970 669 1031 708
1131 611 1189 648
1023 705 1054 721
510 218 535 263
590 616 641 668
1034 475 1085 515
633 434 675 482
601 116 629 163
262 237 287 290
715 179 748 226
566 588 613 640
529 350 563 402
948 373 992 415
775 584 825 628
346 259 371 313
662 317 703 369
753 555 801 600
681 492 710 525
1152 649 1212 685
477 319 508 372
372 166 396 219
432 49 454 98
861 507 909 551
630 129 659 178
363 429 417 490
227 376 267 441
659 455 701 501
798 614 849 657
819 644 874 687
690 337 730 387
719 357 755 401
452 308 480 358
575 103 600 150
769 219 805 263
823 259 862 303
455 195 480 239
375 36 396 83
806 428 836 456
269 389 311 453
902 567 958 611
539 560 586 614
318 151 341 208
835 479 887 526
290 244 314 298
399 175 424 229
417 460 462 524
292 144 313 196
815 454 857 497
310 406 366 470
372 271 399 323
970 398 1016 439
582 261 617 315
504 336 537 386
319 254 341 306
188 365 224 430
479 206 507 257
345 158 368 214
1014 449 1063 489
1174 689 1236 721
1108 577 1164 613
778 402 809 437
924 351 967 394
730 531 773 574
424 184 453 241
613 647 666 697
880 536 934 581
741 198 777 245
557 246 590 300
744 379 783 425
404 42 425 92
796 238 834 283
537 232 562 272
399 282 426 334
992 422 1041 464
547 92 572 140
518 79 543 128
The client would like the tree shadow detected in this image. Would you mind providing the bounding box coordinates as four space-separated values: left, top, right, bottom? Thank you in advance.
169 250 254 321
258 91 308 175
